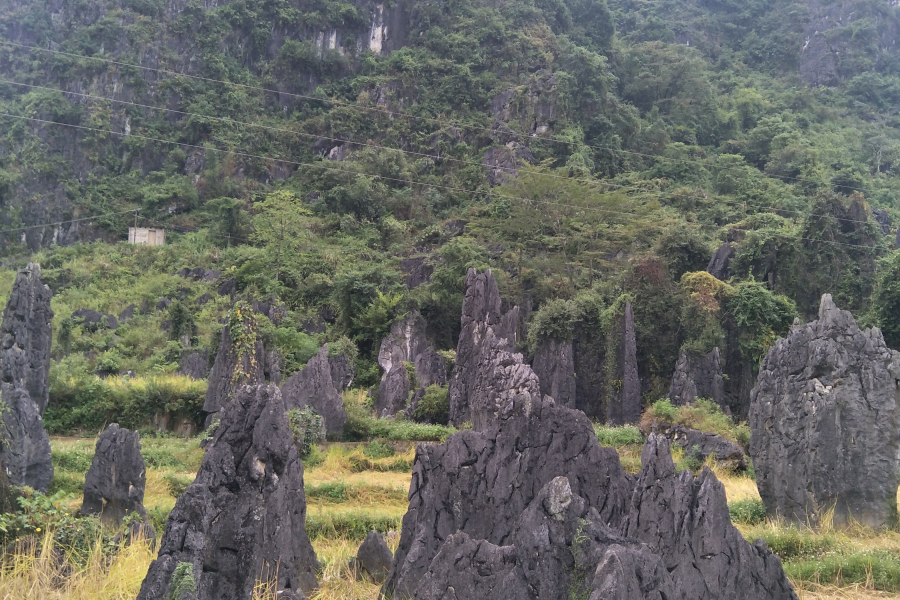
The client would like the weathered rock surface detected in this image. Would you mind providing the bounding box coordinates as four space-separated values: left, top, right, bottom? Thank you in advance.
328 353 355 393
353 531 393 583
280 345 347 438
448 269 535 429
400 256 434 289
136 385 319 600
660 424 747 471
706 242 735 281
532 338 575 408
668 347 725 408
202 323 266 421
0 264 53 414
178 350 209 380
750 294 900 528
383 399 797 600
72 308 118 331
118 304 136 322
80 424 149 527
608 302 641 425
0 384 53 491
265 348 284 386
376 312 446 417
873 209 892 235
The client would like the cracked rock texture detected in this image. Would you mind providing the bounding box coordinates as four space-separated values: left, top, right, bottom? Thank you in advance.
80 424 149 527
448 269 537 429
706 243 735 281
383 396 797 600
202 324 266 421
281 344 348 438
608 301 641 425
353 531 393 583
668 347 725 408
750 294 900 528
532 338 575 408
137 385 319 600
376 311 446 417
660 424 747 471
0 384 53 491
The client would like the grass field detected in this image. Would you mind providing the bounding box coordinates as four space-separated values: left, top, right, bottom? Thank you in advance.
0 431 898 599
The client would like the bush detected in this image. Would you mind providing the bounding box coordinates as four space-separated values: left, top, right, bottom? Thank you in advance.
306 482 349 502
363 440 395 459
728 499 767 525
288 407 326 457
305 510 402 540
163 472 194 497
595 424 644 447
411 385 449 425
644 398 750 447
651 398 678 422
742 524 838 561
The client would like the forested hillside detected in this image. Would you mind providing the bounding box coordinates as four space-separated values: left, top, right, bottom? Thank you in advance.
1 0 900 429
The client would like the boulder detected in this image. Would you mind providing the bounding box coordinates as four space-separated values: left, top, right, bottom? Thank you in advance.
328 353 355 393
400 257 434 289
0 384 53 491
448 269 532 429
532 338 575 408
608 302 641 425
706 243 735 281
178 350 209 380
750 294 900 528
352 530 393 583
0 264 53 414
136 385 319 600
217 278 237 297
382 396 797 600
280 345 347 438
72 308 118 331
377 312 446 417
118 304 136 322
196 293 211 306
80 424 149 527
660 424 747 471
668 347 725 408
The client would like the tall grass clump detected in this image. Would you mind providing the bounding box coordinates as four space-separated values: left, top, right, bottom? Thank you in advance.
641 398 750 447
595 424 644 447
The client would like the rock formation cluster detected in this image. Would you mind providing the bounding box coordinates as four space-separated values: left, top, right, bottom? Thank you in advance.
376 311 447 417
80 424 150 527
280 344 349 438
0 264 54 491
750 294 900 528
137 385 319 600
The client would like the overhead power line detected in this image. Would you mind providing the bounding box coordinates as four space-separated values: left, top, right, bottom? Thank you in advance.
0 110 889 252
0 39 888 197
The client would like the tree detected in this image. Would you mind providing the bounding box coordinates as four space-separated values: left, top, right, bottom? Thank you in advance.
251 190 313 283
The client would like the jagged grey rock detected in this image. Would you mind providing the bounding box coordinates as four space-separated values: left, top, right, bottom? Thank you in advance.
659 424 747 471
329 353 355 393
136 385 319 600
280 345 347 438
400 256 434 289
532 337 575 408
265 348 283 385
668 347 725 408
353 531 393 583
376 312 445 417
0 263 53 414
178 350 209 380
72 308 118 331
202 324 266 421
383 398 797 600
448 269 534 429
80 424 149 527
750 294 900 528
706 242 735 281
0 384 53 491
873 208 892 235
608 302 641 425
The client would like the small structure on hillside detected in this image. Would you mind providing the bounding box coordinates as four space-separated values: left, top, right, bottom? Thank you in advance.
128 227 166 246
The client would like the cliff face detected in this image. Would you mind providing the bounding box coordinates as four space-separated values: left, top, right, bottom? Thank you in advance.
0 0 408 250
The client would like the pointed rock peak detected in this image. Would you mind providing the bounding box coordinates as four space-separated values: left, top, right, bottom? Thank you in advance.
815 293 859 334
639 433 676 480
817 293 837 318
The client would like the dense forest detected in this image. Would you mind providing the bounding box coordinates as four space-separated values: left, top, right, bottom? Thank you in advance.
1 0 900 431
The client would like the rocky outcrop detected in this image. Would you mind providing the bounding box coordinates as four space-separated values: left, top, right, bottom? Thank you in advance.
329 353 355 393
382 397 797 600
750 294 900 528
376 312 446 417
136 385 319 600
265 349 284 386
281 345 347 438
0 384 53 491
178 350 209 380
0 264 53 414
177 267 221 282
400 256 434 289
660 424 747 471
202 310 267 422
448 269 535 429
531 338 575 408
608 302 641 425
80 424 149 527
72 308 118 331
873 209 892 235
668 347 725 408
352 530 393 583
706 242 734 281
483 145 534 186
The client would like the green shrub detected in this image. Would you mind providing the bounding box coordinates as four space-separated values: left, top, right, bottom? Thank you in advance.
411 385 449 425
728 499 767 525
163 472 194 497
165 561 197 600
742 524 839 560
52 448 94 474
288 407 326 456
305 482 348 502
305 510 402 540
595 425 644 447
48 472 84 496
651 399 678 422
343 394 455 442
363 440 395 459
